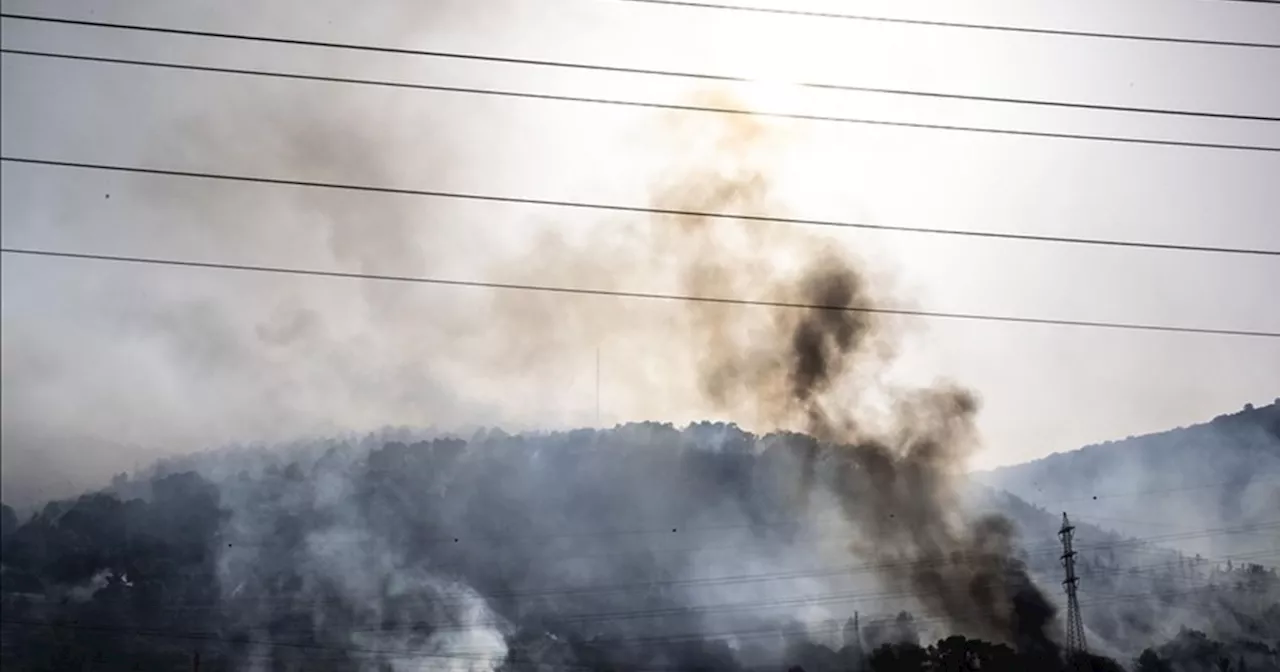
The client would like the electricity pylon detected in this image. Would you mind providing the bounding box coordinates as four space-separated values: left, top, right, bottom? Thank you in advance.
1059 512 1087 656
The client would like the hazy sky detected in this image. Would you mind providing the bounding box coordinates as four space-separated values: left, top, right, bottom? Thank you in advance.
2 0 1279 504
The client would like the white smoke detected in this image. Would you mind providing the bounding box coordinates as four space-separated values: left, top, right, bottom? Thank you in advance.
216 448 509 671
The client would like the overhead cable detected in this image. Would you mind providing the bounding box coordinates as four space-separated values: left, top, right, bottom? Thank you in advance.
612 0 1280 50
2 25 1276 124
4 247 1279 339
1 16 1278 152
3 580 1268 666
4 157 1279 257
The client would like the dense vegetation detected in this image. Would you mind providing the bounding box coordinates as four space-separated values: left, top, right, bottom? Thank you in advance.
978 401 1280 560
2 424 1277 671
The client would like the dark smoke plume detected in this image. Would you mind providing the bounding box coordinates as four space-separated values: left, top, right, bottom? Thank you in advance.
479 92 1059 653
2 71 1067 667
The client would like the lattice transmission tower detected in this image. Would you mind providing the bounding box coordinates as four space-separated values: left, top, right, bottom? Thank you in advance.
1059 512 1087 656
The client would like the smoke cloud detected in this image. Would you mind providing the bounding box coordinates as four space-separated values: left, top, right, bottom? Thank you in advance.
3 18 1062 656
464 96 1060 653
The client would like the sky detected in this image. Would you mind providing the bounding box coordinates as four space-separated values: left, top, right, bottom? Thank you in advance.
2 0 1279 505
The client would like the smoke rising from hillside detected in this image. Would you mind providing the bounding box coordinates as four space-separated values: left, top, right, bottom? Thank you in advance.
466 98 1060 653
3 28 1060 657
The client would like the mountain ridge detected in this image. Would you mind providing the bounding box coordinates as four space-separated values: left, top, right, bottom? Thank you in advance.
975 399 1280 559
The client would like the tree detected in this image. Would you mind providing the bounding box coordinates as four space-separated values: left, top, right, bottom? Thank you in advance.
868 642 928 672
0 503 17 539
1068 652 1126 672
930 635 978 671
1135 649 1172 672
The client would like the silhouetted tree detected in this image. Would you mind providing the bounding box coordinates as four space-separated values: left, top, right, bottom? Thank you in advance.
867 641 927 672
1067 651 1127 672
1136 648 1173 672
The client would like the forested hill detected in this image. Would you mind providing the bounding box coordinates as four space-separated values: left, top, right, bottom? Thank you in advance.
975 400 1280 558
3 422 1277 672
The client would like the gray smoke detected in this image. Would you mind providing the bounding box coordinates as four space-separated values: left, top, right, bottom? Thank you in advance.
469 99 1060 653
3 22 1060 656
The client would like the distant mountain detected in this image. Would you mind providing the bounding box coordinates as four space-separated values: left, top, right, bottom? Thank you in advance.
976 400 1280 560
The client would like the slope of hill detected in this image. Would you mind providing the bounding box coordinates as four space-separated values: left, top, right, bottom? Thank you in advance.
976 400 1280 560
4 422 1276 671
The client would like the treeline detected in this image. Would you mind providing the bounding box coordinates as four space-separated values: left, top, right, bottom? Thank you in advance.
977 401 1280 562
1 424 1278 670
503 632 1126 671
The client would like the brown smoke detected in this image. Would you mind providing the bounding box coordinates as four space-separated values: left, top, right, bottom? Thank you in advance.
481 92 1057 651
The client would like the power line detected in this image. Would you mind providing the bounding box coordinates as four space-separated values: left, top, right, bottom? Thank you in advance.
0 618 501 666
3 30 1276 126
153 522 1280 617
380 551 1280 636
336 576 1280 649
157 567 1280 650
118 460 1280 560
5 156 1280 257
612 0 1280 50
2 18 1279 152
0 577 1253 645
205 489 1279 555
119 562 1280 661
4 579 1267 665
148 553 1036 615
188 526 1253 606
161 549 1279 633
7 537 1275 649
5 246 1280 339
1074 514 1223 529
1028 521 1280 554
1042 474 1280 504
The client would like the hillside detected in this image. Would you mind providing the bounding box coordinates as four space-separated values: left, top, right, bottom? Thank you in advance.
976 400 1280 559
3 423 1277 671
